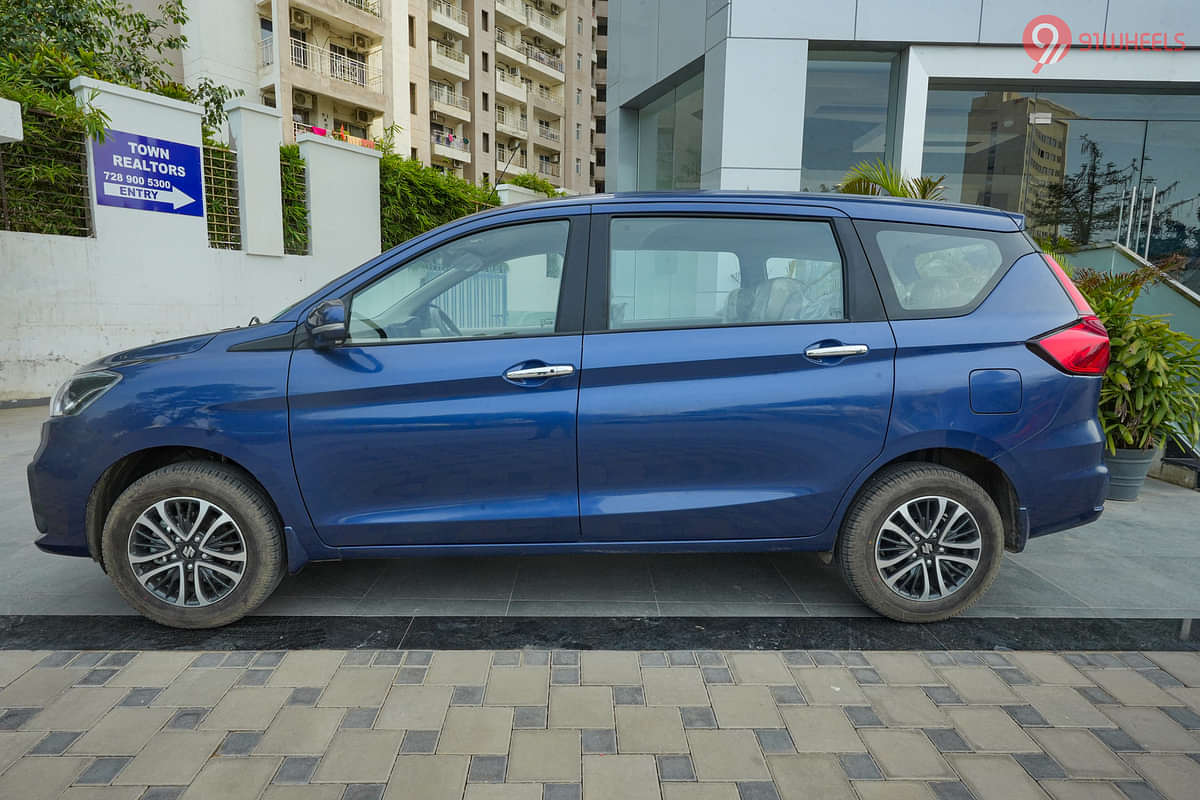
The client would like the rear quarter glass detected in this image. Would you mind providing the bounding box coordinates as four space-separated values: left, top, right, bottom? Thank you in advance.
853 220 1035 320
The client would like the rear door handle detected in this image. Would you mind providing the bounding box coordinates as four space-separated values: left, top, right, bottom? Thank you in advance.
804 344 869 359
504 364 575 380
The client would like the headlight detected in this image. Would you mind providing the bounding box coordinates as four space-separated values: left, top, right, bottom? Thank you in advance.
50 371 122 417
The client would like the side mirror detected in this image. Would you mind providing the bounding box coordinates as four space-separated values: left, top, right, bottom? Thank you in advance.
306 299 347 348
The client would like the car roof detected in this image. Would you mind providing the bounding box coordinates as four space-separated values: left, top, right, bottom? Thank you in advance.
480 190 1025 232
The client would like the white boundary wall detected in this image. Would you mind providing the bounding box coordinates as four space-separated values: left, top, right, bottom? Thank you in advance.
0 79 382 400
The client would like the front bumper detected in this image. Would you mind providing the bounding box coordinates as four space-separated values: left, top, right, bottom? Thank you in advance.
27 417 94 558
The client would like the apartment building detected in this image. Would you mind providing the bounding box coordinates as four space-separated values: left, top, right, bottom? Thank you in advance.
593 0 606 192
404 0 598 193
138 0 599 193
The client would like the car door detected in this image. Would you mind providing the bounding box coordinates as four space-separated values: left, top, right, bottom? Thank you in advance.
577 204 895 543
288 209 589 548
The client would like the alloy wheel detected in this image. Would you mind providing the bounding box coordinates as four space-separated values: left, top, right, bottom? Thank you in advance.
874 495 982 602
126 497 247 607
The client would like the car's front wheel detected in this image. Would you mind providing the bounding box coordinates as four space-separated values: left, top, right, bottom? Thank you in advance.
837 463 1004 622
102 461 284 628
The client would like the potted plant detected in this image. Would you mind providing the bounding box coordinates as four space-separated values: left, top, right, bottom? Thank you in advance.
1072 265 1200 500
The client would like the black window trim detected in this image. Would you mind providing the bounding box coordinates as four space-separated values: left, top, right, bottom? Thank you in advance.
852 219 1036 321
326 214 591 349
583 211 885 335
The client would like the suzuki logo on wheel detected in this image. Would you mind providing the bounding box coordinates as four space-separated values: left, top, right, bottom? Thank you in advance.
182 545 196 558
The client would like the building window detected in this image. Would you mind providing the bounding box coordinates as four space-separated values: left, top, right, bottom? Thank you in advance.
411 147 418 160
802 51 898 193
482 10 489 31
483 132 490 153
482 51 489 72
575 158 582 175
576 53 583 70
482 92 489 111
596 116 606 133
576 88 582 105
575 123 581 141
597 51 606 69
635 72 703 191
597 85 606 102
409 82 417 111
577 16 583 33
408 16 415 47
483 172 490 183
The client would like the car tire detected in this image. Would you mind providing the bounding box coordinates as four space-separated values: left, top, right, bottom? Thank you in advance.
837 463 1004 623
102 461 284 629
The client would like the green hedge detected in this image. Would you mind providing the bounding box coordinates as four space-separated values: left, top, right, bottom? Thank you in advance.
379 154 496 250
280 144 309 255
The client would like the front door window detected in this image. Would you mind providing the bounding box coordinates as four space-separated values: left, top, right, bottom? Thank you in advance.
348 220 570 342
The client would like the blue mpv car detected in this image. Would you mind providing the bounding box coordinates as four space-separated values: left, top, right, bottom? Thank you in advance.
28 192 1111 628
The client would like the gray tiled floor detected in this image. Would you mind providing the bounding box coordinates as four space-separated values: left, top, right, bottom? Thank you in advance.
4 405 1199 618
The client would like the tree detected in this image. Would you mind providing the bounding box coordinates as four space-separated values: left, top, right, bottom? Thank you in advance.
1026 135 1135 247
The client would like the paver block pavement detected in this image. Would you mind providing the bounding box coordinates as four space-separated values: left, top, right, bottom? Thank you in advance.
686 729 770 781
859 729 955 779
484 666 549 706
180 756 278 800
582 754 661 800
507 728 581 781
549 685 614 728
615 705 688 753
436 706 513 754
766 753 856 800
112 731 222 785
314 729 405 783
779 706 865 753
708 685 782 728
1028 728 1136 779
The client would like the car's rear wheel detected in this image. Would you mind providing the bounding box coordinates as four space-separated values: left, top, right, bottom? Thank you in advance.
102 461 284 629
837 463 1004 622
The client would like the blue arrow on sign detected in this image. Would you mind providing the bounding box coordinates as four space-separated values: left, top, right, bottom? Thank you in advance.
92 129 205 217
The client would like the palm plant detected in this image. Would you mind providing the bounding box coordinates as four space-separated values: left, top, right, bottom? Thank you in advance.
838 159 947 200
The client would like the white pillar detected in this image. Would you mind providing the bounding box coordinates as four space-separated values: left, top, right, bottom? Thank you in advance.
225 99 285 256
893 47 930 180
0 98 22 144
297 133 382 264
70 77 207 248
701 37 809 190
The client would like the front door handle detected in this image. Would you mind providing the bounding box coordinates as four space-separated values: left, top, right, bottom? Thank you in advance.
804 344 869 359
504 364 575 380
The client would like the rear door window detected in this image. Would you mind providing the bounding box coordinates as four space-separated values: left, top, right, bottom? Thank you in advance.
607 216 845 330
855 221 1032 317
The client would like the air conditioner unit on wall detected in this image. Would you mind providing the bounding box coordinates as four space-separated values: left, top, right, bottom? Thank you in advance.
352 33 370 50
355 108 371 124
292 90 313 109
290 9 311 29
550 3 561 14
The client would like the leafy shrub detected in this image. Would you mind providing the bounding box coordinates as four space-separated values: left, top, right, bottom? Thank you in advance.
379 154 495 249
1073 265 1200 453
279 145 309 255
503 172 564 198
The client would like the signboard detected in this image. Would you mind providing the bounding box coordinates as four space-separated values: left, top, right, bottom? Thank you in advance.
92 129 204 217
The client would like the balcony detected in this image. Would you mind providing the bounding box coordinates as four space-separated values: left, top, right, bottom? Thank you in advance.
430 40 470 81
526 9 565 46
259 37 274 68
432 131 471 163
536 159 561 179
496 107 528 140
495 70 527 103
523 43 564 81
287 37 383 91
531 85 563 115
534 124 561 149
294 121 377 150
429 0 469 38
289 0 385 36
495 0 526 26
495 29 526 65
496 145 528 175
429 83 471 122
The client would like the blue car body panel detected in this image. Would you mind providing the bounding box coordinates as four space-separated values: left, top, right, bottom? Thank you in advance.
27 191 1107 572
